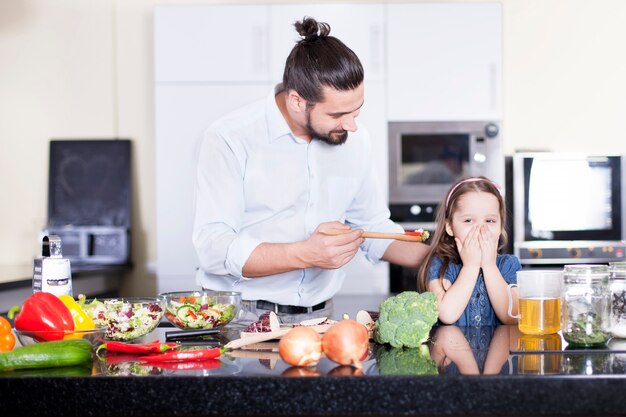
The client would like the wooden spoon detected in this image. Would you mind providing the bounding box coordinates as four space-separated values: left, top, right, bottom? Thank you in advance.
320 228 427 242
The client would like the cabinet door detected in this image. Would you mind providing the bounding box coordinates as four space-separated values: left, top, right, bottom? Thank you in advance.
155 84 272 293
387 3 502 121
154 5 270 83
269 4 385 83
339 80 390 295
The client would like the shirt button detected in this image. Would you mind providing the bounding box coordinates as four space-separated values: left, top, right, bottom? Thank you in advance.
298 288 304 294
475 315 481 322
309 202 314 208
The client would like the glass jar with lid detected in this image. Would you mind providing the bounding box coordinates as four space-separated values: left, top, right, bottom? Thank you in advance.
561 264 611 347
609 261 626 338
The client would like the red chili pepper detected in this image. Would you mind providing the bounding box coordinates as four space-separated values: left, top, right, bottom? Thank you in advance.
141 359 221 371
404 231 423 236
101 353 145 365
137 347 221 363
97 340 177 355
7 292 74 341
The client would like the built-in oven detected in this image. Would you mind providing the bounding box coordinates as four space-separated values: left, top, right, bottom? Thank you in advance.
387 121 505 291
513 152 626 265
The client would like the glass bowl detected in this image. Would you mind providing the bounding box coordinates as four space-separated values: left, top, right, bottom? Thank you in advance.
81 297 165 341
159 291 241 330
15 326 107 349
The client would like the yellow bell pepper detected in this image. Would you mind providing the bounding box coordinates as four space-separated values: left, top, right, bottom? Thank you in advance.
59 295 96 337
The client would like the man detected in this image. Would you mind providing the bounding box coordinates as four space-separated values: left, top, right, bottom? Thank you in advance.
193 17 429 323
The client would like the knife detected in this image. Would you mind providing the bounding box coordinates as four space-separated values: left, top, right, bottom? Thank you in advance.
165 328 221 341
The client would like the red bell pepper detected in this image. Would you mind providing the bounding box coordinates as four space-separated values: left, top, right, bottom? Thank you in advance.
8 292 75 341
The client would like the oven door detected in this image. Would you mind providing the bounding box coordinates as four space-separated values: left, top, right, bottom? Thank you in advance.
388 122 486 205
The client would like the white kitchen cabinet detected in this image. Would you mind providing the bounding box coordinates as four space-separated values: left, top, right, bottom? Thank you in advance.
155 84 272 293
341 80 391 294
386 3 502 121
268 4 385 82
154 5 270 83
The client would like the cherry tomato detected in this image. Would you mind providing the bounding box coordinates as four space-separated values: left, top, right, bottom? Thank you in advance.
0 316 16 352
0 333 16 352
0 316 11 334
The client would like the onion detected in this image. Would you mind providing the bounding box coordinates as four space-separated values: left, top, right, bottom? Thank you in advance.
282 366 321 377
322 319 369 369
278 326 322 367
328 365 364 377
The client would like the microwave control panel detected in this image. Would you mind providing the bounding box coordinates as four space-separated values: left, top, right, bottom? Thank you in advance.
515 241 626 265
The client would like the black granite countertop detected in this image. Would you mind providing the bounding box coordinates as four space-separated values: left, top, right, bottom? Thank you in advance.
2 295 626 417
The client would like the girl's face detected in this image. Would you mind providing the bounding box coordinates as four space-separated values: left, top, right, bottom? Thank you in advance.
445 191 502 242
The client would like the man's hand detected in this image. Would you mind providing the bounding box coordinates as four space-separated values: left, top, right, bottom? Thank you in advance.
301 222 364 269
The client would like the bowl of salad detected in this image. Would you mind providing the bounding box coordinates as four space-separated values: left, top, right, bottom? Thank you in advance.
160 291 241 330
82 297 165 341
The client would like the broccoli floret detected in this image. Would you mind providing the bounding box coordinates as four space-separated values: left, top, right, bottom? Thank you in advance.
375 344 438 376
374 291 438 348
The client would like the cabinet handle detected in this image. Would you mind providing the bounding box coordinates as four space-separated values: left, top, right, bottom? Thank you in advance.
489 62 497 111
253 25 267 74
370 24 381 74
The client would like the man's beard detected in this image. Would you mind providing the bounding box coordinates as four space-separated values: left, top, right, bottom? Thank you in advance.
305 111 348 146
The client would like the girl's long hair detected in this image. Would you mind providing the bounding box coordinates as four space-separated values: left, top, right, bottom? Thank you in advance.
417 176 508 292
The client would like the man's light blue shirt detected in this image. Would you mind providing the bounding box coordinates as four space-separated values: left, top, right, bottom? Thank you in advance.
193 85 402 306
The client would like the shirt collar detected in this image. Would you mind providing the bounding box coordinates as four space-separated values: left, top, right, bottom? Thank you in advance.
266 84 298 143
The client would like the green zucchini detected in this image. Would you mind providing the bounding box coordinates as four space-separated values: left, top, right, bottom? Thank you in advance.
0 339 93 371
0 364 92 377
14 339 93 352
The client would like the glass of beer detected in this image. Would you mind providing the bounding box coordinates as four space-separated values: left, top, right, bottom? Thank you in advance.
507 270 562 335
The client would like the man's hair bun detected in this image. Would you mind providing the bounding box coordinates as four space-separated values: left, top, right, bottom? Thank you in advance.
295 17 330 41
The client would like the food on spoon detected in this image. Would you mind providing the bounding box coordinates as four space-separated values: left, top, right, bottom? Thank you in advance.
404 229 430 242
374 291 438 348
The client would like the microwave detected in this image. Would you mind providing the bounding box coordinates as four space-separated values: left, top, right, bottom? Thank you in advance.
387 121 504 228
513 152 626 265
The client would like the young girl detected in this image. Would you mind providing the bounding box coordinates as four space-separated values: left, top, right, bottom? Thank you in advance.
418 176 520 326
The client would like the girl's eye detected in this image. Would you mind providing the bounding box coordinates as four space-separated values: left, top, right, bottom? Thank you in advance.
462 219 472 223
